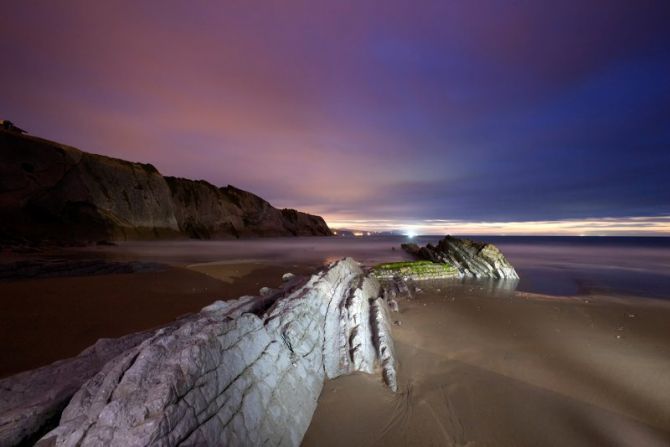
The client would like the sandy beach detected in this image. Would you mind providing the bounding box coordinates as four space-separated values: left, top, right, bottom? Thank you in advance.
303 281 670 446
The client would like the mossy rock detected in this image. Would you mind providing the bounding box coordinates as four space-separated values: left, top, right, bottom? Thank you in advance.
371 260 458 280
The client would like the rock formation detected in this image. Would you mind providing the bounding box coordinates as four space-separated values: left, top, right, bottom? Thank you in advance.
0 331 153 447
0 258 396 446
402 235 519 279
0 129 331 244
165 178 331 239
372 260 459 280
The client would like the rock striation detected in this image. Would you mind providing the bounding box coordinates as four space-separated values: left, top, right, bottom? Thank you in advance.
0 258 396 447
402 235 519 280
0 331 153 447
0 130 331 243
371 260 459 281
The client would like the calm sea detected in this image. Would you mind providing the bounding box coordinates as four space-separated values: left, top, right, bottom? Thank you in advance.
463 236 670 298
112 235 670 300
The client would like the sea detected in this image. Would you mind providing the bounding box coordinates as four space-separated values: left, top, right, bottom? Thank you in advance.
109 235 670 300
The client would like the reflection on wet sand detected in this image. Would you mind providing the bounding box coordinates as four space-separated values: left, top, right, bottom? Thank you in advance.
416 277 520 296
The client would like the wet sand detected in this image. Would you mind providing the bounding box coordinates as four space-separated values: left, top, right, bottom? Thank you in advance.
0 261 315 378
303 281 670 446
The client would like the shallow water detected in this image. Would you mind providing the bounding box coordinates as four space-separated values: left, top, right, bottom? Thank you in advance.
89 235 670 299
482 236 670 298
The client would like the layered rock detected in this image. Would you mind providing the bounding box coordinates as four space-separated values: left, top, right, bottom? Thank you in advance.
163 177 244 239
165 178 331 238
0 258 396 446
0 130 331 243
0 331 153 447
371 260 459 281
402 235 519 279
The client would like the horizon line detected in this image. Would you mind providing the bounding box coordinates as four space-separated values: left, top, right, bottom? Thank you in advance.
324 215 670 237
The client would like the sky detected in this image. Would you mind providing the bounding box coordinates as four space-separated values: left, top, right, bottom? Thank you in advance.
1 1 669 235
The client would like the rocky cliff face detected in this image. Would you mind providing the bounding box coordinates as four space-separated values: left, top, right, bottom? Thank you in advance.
0 130 331 243
165 178 331 238
0 258 397 446
402 235 519 280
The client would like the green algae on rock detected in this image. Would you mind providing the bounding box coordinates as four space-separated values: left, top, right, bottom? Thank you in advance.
372 260 459 280
402 235 519 280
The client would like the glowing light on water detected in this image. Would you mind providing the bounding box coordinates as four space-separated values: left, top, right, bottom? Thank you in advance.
326 216 670 236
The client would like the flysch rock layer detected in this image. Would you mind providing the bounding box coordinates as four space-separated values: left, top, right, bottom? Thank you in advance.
22 258 396 447
403 235 519 280
0 331 153 447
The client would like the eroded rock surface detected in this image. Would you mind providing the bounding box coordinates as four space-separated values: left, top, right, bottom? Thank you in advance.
0 331 153 447
13 258 397 447
402 235 519 279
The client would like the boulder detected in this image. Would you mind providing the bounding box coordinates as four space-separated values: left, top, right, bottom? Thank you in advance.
281 273 295 282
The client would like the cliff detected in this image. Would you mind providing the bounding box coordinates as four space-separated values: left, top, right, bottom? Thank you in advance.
0 130 331 243
0 258 397 446
165 178 331 238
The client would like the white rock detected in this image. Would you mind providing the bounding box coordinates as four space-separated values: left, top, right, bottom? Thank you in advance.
0 331 152 446
30 258 397 447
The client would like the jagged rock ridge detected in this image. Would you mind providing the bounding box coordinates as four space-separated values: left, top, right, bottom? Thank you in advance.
0 258 396 446
402 235 519 279
0 130 331 243
165 177 330 238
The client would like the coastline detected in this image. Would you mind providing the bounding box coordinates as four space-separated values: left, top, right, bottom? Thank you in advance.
1 239 669 445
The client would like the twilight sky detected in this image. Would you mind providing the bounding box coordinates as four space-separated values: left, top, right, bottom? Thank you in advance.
1 1 669 235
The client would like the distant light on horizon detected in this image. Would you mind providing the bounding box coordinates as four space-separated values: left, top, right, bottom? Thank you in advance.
326 216 670 237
